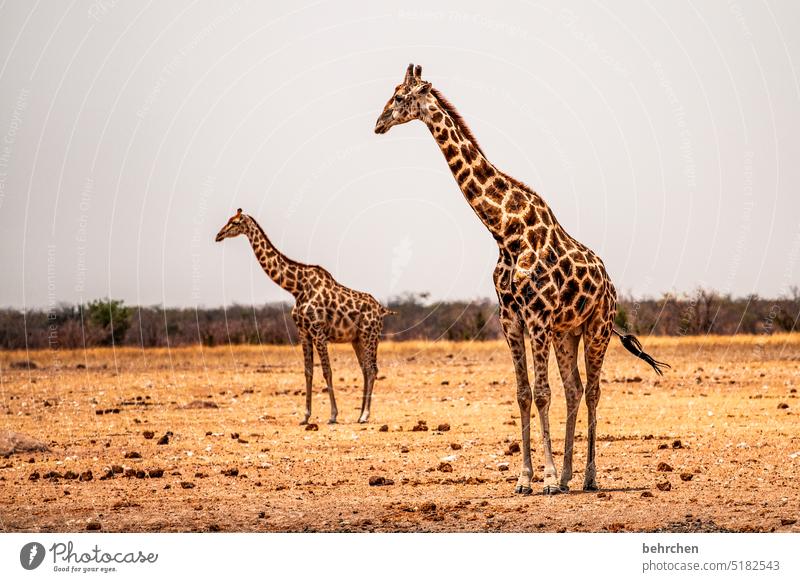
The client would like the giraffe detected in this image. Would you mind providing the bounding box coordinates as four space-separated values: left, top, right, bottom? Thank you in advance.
215 209 394 424
375 64 669 494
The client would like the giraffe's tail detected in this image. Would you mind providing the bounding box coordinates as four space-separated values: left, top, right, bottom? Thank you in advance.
381 306 398 317
612 329 671 376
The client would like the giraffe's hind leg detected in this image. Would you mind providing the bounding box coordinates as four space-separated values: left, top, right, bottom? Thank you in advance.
313 338 338 424
358 330 380 423
553 330 583 491
582 318 613 491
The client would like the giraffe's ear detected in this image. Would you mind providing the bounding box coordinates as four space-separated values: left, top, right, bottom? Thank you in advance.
412 82 431 96
236 208 242 216
414 64 422 79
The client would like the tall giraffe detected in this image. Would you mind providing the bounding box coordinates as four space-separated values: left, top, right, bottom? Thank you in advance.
215 209 394 424
375 64 668 494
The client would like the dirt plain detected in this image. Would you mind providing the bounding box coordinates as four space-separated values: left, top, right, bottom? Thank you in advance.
0 335 798 533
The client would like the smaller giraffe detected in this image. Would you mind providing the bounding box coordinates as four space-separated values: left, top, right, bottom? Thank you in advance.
215 209 394 424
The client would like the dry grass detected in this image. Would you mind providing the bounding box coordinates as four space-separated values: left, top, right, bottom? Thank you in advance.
0 335 798 532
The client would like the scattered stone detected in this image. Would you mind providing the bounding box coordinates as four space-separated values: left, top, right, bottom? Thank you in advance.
63 470 78 480
0 431 50 457
79 470 93 482
44 471 61 480
597 492 608 498
657 462 673 472
672 439 683 449
237 438 248 444
419 501 437 513
258 511 266 519
143 431 155 439
231 433 239 439
778 403 789 410
29 471 40 481
305 423 319 431
450 443 462 450
135 470 146 479
441 380 449 385
124 468 136 478
658 443 669 450
111 465 123 474
368 476 394 486
436 423 450 432
641 491 654 498
157 434 169 445
181 400 219 409
208 524 221 532
379 425 389 432
680 473 694 481
99 469 114 480
180 481 195 489
505 442 520 455
781 518 796 526
148 469 164 478
124 451 142 459
76 363 86 369
437 462 453 473
86 521 101 531
608 522 625 532
411 420 428 432
400 446 409 453
497 463 510 472
222 468 239 477
656 481 672 492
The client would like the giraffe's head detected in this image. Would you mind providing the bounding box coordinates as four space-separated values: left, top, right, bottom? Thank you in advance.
374 63 433 134
214 208 248 242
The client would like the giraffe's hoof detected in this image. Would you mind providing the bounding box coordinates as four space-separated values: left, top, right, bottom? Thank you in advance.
327 419 338 425
358 417 369 424
559 484 570 492
583 481 599 491
514 485 533 495
543 484 563 495
299 419 309 426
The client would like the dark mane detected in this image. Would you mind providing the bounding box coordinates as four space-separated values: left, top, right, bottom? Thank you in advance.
248 215 324 272
430 87 486 157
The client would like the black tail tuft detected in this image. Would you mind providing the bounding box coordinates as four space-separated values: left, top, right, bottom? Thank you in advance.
614 330 671 376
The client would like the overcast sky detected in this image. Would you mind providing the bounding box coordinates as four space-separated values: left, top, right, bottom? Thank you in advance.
1 0 799 309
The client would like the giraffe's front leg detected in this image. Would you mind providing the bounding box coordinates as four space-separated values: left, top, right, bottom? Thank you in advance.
530 324 560 495
314 339 338 424
300 336 314 425
497 307 533 495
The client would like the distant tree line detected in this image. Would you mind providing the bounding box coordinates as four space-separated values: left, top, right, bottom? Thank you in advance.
1 288 798 350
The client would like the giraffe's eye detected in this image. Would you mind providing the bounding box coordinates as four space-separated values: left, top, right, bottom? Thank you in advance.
394 94 403 103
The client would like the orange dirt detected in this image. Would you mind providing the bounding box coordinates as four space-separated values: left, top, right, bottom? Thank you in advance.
1 335 798 532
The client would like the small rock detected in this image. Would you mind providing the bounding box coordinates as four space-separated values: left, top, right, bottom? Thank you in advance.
135 470 146 479
368 476 393 486
437 462 453 473
672 439 683 449
641 491 654 498
123 468 136 478
778 403 789 410
411 420 428 432
208 524 221 532
148 469 164 478
505 442 520 455
450 443 462 450
157 434 169 445
29 471 40 481
79 470 93 482
111 465 123 474
680 473 694 481
656 481 671 492
63 470 79 480
180 481 195 489
656 462 673 472
379 424 389 432
658 443 668 450
222 468 239 477
86 521 101 531
608 522 625 532
400 446 409 453
781 518 796 526
181 400 219 409
305 423 319 431
143 431 155 439
436 423 450 432
497 463 510 472
124 451 142 459
419 501 437 513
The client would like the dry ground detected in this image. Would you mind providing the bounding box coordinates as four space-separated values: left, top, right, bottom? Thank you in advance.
0 335 798 532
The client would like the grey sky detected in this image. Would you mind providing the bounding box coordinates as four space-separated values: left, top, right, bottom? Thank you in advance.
1 0 798 309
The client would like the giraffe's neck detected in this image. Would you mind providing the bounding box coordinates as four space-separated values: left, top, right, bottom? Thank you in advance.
244 219 305 297
423 92 535 243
